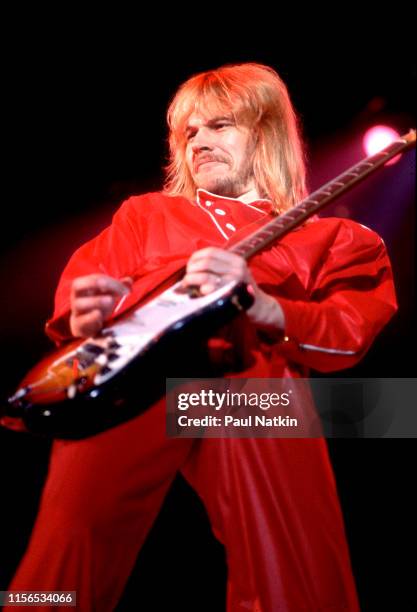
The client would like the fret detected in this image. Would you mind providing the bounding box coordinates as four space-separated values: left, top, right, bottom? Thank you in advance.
259 228 278 238
371 151 390 162
246 238 264 248
308 193 329 203
292 209 309 218
355 162 374 170
324 181 344 192
331 176 353 186
231 246 247 257
293 206 316 216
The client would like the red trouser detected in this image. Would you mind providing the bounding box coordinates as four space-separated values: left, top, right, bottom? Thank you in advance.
6 399 359 611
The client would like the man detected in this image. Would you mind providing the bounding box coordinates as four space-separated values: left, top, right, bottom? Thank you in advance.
6 63 397 611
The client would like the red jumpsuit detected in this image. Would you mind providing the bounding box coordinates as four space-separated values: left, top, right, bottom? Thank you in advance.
6 190 397 611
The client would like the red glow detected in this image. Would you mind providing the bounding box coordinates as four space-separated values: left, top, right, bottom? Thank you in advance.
363 125 401 165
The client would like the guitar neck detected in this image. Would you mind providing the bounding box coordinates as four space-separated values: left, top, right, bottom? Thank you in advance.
230 130 416 260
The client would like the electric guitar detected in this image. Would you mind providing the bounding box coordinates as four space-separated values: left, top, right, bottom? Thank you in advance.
2 131 415 438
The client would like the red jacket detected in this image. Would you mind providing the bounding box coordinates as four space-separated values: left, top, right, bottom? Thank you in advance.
45 189 398 376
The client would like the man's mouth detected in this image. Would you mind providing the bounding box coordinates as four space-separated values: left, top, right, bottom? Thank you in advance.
195 159 226 172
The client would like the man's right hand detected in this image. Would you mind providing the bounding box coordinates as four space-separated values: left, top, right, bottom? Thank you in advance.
70 274 132 338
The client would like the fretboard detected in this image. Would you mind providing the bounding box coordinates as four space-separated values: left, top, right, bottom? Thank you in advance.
230 130 415 260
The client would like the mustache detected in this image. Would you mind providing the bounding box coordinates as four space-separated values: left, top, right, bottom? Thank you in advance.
194 154 228 172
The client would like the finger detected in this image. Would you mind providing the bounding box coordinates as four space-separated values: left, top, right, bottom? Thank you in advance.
72 295 116 317
198 280 222 295
72 275 131 298
188 247 224 261
190 248 243 265
182 272 222 287
121 276 133 289
187 248 229 269
70 309 104 338
182 272 226 296
188 249 228 265
187 257 243 276
188 249 245 272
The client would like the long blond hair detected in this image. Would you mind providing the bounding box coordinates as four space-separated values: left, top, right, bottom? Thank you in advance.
163 63 307 213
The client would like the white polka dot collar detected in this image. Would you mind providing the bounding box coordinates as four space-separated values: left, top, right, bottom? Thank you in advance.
195 189 273 240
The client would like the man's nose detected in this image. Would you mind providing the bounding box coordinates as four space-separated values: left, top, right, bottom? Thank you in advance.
191 127 214 153
192 142 211 154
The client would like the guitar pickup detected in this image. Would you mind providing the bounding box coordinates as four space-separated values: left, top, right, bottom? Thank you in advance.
107 340 121 350
174 284 201 298
99 365 113 376
66 356 92 370
83 343 105 355
66 344 104 370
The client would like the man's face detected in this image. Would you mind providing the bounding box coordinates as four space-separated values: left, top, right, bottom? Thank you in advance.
184 112 257 198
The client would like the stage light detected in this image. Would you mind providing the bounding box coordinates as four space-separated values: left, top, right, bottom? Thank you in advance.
363 125 401 165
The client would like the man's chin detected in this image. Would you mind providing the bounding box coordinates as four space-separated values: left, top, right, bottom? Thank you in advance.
196 178 240 199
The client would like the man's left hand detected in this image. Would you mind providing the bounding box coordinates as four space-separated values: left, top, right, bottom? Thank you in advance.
182 247 285 330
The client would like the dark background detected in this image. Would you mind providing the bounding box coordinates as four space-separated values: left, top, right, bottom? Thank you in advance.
1 17 415 611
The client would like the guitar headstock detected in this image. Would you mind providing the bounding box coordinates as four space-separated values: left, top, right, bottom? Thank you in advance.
401 129 416 146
